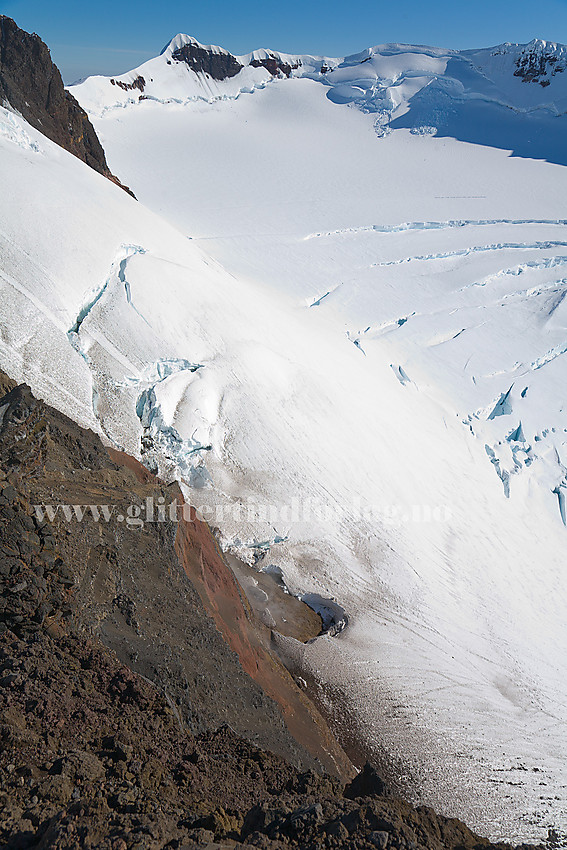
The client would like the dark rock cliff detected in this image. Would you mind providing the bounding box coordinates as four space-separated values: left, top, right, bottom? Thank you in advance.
171 42 244 80
171 40 301 81
0 16 133 194
249 56 301 78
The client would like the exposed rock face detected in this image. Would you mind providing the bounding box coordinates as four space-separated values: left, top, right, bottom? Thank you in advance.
174 506 351 777
514 41 566 85
172 41 243 79
1 631 525 850
0 635 536 850
0 16 132 193
249 56 301 78
344 763 387 799
0 370 16 398
171 40 301 81
110 75 146 92
0 377 347 776
0 631 332 849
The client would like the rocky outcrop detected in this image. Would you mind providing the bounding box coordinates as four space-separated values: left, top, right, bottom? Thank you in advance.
2 627 529 850
249 56 301 78
110 75 145 93
0 16 133 194
0 370 16 399
175 506 352 778
514 41 567 85
0 633 538 850
172 42 243 80
0 378 345 775
0 630 329 849
171 40 301 81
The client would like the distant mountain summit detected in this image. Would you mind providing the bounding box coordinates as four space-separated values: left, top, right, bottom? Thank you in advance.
71 33 567 166
165 34 303 80
73 32 567 107
0 16 131 192
71 33 332 114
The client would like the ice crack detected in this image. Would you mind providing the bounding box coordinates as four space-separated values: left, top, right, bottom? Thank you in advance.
305 219 567 241
371 241 567 268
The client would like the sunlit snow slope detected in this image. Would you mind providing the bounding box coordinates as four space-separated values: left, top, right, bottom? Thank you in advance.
0 33 565 843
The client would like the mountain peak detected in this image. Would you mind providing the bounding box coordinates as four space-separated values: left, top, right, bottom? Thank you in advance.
165 34 244 80
70 32 567 132
161 33 231 57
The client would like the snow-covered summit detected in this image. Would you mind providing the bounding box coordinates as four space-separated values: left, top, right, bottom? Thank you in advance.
72 34 567 111
479 37 567 83
161 33 227 56
71 34 567 166
71 32 329 115
161 32 312 73
461 38 567 103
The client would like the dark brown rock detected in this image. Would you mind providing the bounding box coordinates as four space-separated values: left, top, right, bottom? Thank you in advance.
0 379 348 777
172 42 243 80
513 42 567 84
0 16 134 195
110 75 145 92
344 762 387 799
249 56 301 78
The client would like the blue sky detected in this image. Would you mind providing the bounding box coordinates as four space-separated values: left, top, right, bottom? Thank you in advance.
3 0 567 83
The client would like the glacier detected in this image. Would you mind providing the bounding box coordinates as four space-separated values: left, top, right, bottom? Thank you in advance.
1 34 567 842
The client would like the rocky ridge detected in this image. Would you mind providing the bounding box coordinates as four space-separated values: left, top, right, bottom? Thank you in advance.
0 16 132 192
512 39 567 85
170 39 301 81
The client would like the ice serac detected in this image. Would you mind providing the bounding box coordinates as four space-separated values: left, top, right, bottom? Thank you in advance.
0 15 131 192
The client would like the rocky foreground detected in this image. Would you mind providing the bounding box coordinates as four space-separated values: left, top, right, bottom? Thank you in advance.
0 372 543 849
